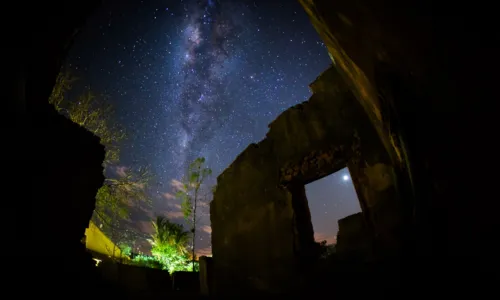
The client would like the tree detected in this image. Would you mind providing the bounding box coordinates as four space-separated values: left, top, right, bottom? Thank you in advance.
317 240 336 260
131 254 162 269
49 70 76 111
49 70 124 165
149 216 191 273
94 166 151 260
176 157 212 270
119 243 132 257
94 166 150 225
49 70 152 255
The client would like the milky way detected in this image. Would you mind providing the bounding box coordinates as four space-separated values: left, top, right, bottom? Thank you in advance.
66 0 361 255
172 0 245 169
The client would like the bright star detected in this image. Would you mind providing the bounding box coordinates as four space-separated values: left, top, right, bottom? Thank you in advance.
342 175 349 181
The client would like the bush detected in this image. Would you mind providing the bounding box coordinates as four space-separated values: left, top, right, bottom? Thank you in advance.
318 240 336 260
151 243 193 273
130 254 162 269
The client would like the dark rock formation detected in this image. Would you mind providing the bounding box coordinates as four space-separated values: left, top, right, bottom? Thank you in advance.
31 104 106 297
210 66 400 295
8 0 105 297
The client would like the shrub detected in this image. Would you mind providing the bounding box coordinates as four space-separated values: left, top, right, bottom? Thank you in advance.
131 254 162 269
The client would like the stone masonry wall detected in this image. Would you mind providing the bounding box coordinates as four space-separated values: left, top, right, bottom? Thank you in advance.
210 66 401 294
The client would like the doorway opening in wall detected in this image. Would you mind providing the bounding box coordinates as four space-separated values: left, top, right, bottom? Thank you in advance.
305 167 361 252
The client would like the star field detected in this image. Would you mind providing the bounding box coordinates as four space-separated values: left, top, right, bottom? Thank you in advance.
67 0 360 255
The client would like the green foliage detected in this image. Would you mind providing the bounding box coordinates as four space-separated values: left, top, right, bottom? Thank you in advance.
131 254 162 269
119 243 132 257
49 70 77 111
192 261 200 272
150 216 190 254
149 216 193 273
68 92 124 164
95 185 128 226
105 167 151 203
50 69 152 259
94 167 151 255
49 70 124 166
95 167 151 225
151 244 192 273
93 171 147 262
318 240 336 260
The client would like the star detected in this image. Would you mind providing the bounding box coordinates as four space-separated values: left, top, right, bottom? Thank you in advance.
67 0 352 255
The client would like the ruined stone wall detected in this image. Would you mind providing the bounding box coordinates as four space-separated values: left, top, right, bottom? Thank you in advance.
211 139 299 294
297 0 500 265
210 66 401 294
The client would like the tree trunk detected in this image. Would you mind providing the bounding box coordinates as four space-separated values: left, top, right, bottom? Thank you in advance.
192 187 198 271
112 202 118 261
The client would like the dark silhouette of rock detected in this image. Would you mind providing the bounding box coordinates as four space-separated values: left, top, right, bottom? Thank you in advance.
7 0 107 298
31 103 105 297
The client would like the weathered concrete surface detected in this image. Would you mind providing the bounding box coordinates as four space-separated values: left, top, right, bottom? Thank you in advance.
210 66 400 294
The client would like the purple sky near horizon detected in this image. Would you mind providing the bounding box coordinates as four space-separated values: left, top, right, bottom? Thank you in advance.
306 168 362 245
66 0 361 255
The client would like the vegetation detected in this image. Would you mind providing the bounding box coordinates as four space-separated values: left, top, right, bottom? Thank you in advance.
318 240 336 260
49 71 124 165
95 167 150 223
119 243 132 257
50 70 207 274
94 164 151 260
148 216 194 273
175 157 212 270
49 69 151 259
130 254 163 269
49 70 75 112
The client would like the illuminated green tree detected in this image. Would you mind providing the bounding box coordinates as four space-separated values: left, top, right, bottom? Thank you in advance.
131 254 162 269
119 243 132 257
176 157 212 270
149 216 191 273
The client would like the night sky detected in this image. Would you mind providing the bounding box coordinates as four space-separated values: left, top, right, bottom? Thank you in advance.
67 0 360 255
